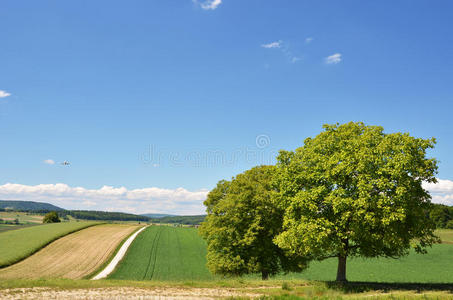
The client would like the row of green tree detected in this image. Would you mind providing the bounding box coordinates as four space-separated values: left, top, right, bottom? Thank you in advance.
430 204 453 229
200 122 440 282
59 210 150 222
149 215 206 225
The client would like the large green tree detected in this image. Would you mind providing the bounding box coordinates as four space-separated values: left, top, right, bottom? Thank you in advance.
200 165 307 280
273 122 439 282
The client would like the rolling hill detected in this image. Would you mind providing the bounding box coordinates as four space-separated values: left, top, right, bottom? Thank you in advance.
0 200 63 212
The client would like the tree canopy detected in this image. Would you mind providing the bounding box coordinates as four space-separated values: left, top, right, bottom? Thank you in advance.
200 165 308 279
273 122 439 282
43 211 61 223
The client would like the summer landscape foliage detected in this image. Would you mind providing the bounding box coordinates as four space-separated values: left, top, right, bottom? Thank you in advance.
202 122 439 282
273 122 439 281
200 166 308 279
43 211 61 223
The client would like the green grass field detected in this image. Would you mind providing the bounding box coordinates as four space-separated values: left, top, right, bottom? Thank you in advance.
0 221 100 268
0 223 39 233
109 226 214 281
109 226 453 284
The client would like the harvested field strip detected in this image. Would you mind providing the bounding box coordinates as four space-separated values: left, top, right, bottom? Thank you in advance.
0 224 140 279
108 226 214 281
92 226 147 280
0 221 100 268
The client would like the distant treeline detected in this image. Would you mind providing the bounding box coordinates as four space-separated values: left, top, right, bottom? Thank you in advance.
60 210 150 222
149 215 206 225
3 199 450 227
430 203 453 229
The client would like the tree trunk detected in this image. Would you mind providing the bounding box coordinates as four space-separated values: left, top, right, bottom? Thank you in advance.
336 255 347 282
261 271 269 280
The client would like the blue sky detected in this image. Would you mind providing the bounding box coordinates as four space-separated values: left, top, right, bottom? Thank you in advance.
1 0 453 214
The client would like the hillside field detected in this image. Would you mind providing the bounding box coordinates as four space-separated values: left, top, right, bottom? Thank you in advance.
109 226 214 281
0 221 100 267
0 211 43 224
0 224 141 279
109 226 453 283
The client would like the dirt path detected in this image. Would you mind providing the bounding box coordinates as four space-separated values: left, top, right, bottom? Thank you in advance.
92 225 147 279
0 287 261 299
0 224 140 279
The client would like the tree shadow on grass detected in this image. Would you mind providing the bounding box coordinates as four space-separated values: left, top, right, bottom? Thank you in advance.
325 281 453 294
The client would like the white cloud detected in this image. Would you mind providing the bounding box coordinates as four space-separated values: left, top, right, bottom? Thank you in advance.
43 159 55 165
0 90 11 98
325 53 342 64
262 40 300 63
194 0 222 10
424 179 453 206
261 41 282 49
305 37 313 44
0 183 208 215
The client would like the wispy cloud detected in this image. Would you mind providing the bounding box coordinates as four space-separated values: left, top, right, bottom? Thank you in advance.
194 0 222 10
325 53 342 64
261 40 300 63
43 159 55 165
305 37 313 44
0 90 11 98
0 183 209 215
424 179 453 206
261 41 282 49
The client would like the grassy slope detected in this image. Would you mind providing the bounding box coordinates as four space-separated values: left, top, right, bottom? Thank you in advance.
109 226 214 281
110 226 453 283
0 221 100 268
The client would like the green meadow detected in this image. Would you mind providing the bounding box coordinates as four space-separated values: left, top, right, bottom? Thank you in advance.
108 225 453 284
109 226 213 281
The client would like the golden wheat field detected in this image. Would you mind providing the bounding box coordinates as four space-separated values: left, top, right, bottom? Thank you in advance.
0 224 141 279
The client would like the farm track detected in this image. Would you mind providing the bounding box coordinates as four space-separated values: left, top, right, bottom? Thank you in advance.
0 224 139 279
0 287 262 300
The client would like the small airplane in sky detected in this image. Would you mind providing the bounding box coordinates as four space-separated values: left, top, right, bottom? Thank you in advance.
60 161 71 166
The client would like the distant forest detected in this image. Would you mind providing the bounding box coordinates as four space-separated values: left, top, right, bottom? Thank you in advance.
0 200 205 224
0 200 63 212
60 210 150 222
3 199 452 228
148 215 206 225
430 204 453 229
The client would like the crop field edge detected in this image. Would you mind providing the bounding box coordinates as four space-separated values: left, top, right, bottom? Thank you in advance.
0 222 104 269
83 224 146 280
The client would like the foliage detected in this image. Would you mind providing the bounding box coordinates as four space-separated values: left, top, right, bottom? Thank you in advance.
63 210 149 222
149 215 206 225
446 220 453 229
109 226 214 281
273 122 439 282
0 221 99 267
43 211 61 223
429 204 453 228
200 166 308 280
